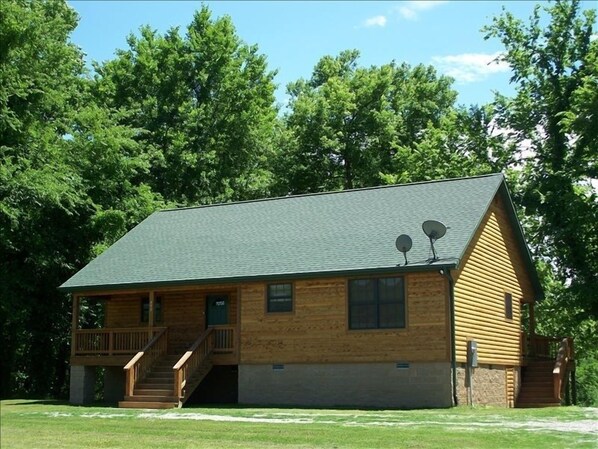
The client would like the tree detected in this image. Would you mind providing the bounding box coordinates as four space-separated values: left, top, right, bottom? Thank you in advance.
0 0 89 397
484 0 598 316
0 0 165 397
92 7 279 205
278 50 502 194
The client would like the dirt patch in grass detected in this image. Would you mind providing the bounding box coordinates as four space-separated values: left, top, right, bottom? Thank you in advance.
36 408 598 436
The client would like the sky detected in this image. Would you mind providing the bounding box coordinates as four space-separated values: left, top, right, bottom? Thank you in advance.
68 1 595 108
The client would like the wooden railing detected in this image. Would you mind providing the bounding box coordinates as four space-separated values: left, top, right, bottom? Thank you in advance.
74 327 165 356
124 328 168 397
553 337 574 401
173 328 215 400
523 334 562 359
211 325 235 354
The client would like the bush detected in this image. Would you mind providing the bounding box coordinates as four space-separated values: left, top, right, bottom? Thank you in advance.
575 351 598 406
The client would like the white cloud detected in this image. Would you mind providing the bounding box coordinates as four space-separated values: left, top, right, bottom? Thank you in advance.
431 51 510 83
590 33 598 42
397 1 448 21
363 15 387 28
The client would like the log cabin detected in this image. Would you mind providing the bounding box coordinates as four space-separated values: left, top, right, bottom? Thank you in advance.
59 173 575 409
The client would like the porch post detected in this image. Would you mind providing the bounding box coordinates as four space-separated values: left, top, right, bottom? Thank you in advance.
148 291 155 336
529 301 536 337
71 294 80 356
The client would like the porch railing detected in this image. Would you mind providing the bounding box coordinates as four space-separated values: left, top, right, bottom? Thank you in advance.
553 337 574 401
173 328 215 401
521 333 562 359
210 325 236 354
124 327 168 397
73 327 166 356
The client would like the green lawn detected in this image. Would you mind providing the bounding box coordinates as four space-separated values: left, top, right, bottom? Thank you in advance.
1 400 596 449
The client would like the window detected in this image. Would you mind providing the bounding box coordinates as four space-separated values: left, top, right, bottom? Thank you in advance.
504 293 513 320
141 296 162 323
267 283 293 313
349 277 405 329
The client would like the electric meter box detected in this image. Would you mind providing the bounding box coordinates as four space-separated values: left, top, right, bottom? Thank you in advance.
467 340 478 368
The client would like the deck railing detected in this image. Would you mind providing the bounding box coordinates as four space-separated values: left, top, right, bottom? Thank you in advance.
173 328 215 401
73 327 166 356
553 337 574 401
123 328 168 397
211 325 235 354
522 334 562 359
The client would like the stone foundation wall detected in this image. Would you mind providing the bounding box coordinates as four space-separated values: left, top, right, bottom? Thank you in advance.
456 364 519 407
239 362 452 408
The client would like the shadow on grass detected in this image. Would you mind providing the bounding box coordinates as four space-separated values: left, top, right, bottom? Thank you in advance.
182 402 451 412
8 399 69 406
6 399 123 409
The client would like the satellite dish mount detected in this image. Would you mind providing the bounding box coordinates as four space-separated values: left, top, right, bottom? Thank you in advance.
422 220 447 262
395 234 413 265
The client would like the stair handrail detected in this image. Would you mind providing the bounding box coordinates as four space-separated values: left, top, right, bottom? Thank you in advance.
123 327 168 397
173 328 215 400
552 337 574 401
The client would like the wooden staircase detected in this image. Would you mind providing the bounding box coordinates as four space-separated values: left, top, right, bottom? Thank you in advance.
119 328 215 409
516 336 575 408
516 359 561 408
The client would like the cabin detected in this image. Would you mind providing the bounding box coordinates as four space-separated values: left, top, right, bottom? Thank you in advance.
59 174 575 409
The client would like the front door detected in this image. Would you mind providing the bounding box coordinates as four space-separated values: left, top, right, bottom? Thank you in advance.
206 294 229 327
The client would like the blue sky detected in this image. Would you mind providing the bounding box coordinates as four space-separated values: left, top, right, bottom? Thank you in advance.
68 1 594 108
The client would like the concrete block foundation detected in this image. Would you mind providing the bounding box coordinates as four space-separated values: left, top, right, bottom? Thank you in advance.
239 362 452 408
69 365 96 405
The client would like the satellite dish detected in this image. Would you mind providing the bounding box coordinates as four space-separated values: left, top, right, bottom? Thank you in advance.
422 220 447 261
422 220 447 240
395 234 412 265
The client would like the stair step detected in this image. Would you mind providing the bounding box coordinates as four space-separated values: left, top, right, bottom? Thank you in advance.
134 388 174 396
524 374 553 378
523 380 553 385
143 376 174 382
119 400 178 409
521 382 553 388
124 395 179 402
518 395 556 402
137 383 173 390
152 363 176 368
516 402 561 408
519 389 554 398
145 373 174 380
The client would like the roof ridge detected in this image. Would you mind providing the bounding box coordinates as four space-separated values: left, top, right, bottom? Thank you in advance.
159 173 504 213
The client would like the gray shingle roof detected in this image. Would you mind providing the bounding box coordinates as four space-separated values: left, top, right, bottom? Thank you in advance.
59 173 542 296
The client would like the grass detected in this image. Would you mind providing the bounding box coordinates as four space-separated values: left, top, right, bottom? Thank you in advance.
1 400 597 449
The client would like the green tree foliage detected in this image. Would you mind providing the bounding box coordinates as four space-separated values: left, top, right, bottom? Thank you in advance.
2 0 597 404
0 0 89 397
534 267 598 405
484 0 598 316
92 7 279 205
277 50 506 194
0 0 164 397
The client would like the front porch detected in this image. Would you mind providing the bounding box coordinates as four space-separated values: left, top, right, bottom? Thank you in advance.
71 325 237 365
69 287 240 407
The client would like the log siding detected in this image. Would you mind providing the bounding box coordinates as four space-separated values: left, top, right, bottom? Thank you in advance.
453 195 535 366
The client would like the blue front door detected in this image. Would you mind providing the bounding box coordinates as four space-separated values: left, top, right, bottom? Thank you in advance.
206 295 228 326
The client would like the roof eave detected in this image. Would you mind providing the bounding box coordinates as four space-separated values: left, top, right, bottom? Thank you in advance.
58 262 458 295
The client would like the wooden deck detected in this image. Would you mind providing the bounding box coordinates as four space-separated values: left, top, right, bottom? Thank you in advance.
71 325 238 366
